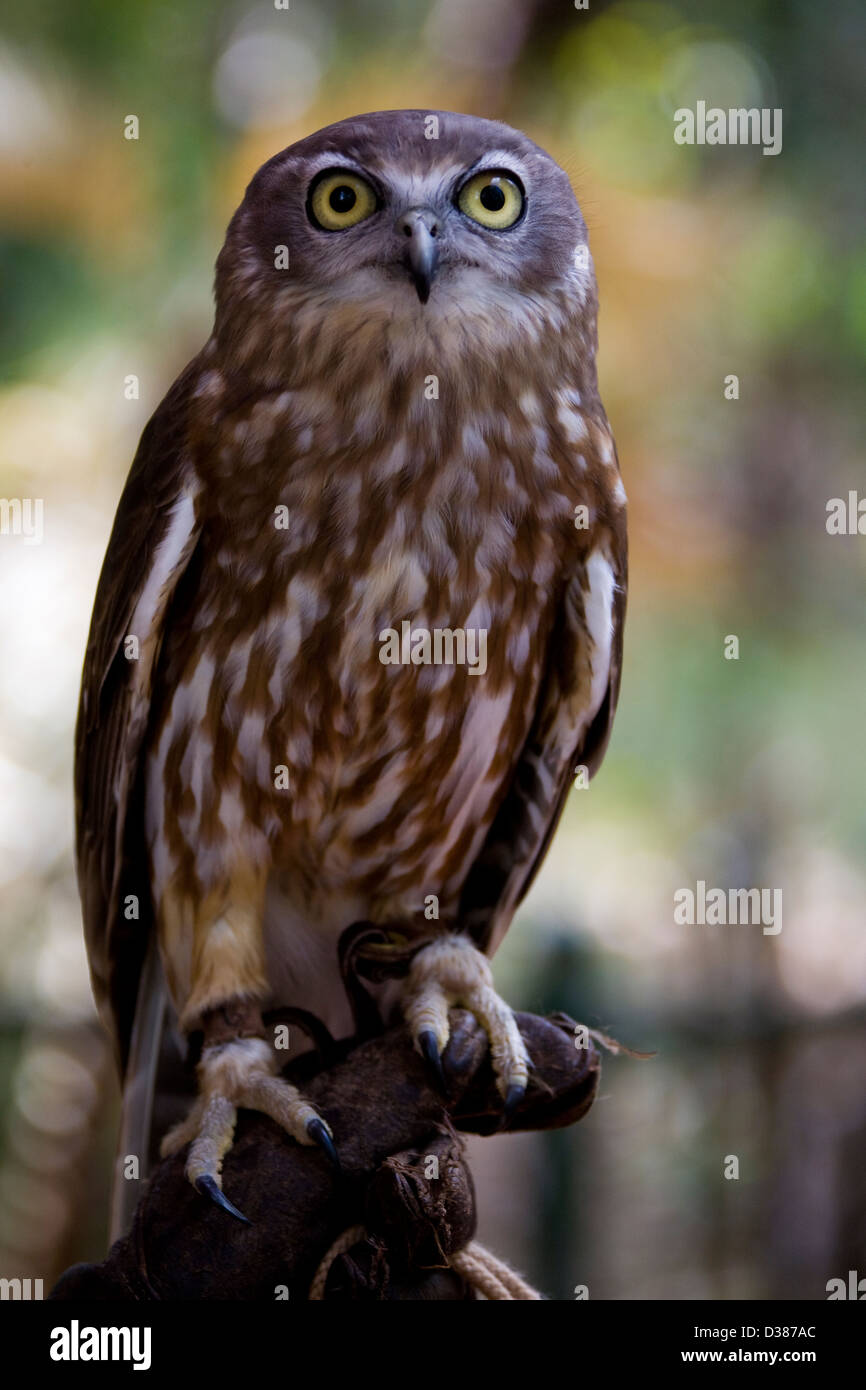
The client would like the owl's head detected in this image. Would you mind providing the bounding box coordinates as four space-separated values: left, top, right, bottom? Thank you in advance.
214 110 596 384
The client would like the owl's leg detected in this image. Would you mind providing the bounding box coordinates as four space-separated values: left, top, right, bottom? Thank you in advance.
403 933 530 1112
157 877 338 1219
160 998 339 1224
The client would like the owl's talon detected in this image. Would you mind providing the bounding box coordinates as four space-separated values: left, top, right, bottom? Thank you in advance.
195 1174 251 1224
418 1027 447 1093
503 1082 526 1118
405 934 530 1110
306 1117 341 1171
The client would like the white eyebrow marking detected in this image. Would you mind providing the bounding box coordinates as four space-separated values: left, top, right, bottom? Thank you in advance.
302 152 377 180
460 149 532 185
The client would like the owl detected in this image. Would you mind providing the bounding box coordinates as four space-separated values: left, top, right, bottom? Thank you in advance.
75 110 627 1224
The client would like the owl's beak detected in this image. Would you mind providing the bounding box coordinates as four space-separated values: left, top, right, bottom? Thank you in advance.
399 208 439 304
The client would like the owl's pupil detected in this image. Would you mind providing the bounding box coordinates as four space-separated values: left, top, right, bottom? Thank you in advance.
480 184 506 211
329 186 356 213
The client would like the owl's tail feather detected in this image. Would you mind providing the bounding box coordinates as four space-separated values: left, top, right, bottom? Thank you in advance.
109 935 170 1243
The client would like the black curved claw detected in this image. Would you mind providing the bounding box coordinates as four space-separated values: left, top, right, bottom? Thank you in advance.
418 1028 446 1093
195 1174 251 1224
306 1117 341 1171
503 1083 527 1119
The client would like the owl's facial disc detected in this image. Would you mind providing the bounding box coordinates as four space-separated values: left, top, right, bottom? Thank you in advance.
217 113 594 372
301 158 531 306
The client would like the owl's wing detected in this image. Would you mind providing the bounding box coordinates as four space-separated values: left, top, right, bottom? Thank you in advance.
459 509 627 957
75 357 203 1071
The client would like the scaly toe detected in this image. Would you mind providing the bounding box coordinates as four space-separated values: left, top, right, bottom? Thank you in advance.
168 1035 338 1213
405 934 531 1109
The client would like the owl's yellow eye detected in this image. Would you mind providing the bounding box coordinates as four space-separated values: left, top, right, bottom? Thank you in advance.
457 171 524 230
309 170 378 231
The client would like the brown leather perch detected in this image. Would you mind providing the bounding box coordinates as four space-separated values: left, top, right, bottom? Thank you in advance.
49 1010 598 1301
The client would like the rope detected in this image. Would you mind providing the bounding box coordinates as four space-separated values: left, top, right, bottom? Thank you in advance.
308 1225 367 1300
450 1241 542 1299
308 1227 542 1300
